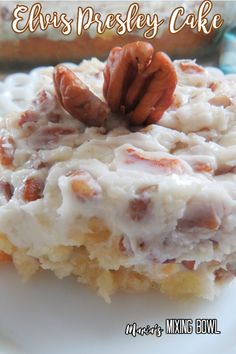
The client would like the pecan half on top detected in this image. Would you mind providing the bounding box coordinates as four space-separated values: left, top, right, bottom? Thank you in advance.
103 41 177 125
53 65 109 127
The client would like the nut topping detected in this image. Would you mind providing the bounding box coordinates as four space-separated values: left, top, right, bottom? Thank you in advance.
0 136 16 167
193 162 214 174
214 268 232 282
67 170 102 202
177 203 220 231
103 41 177 125
182 260 195 271
208 95 231 108
125 147 184 174
179 61 205 74
118 236 133 256
23 177 44 202
0 180 14 201
53 65 109 127
27 126 76 150
128 197 151 221
0 250 11 263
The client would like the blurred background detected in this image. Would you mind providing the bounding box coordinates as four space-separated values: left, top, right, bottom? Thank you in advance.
0 0 236 74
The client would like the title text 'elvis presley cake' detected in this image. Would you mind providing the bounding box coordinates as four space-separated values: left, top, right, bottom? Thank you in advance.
0 42 236 302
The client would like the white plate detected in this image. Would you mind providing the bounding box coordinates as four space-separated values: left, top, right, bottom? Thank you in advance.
0 264 235 354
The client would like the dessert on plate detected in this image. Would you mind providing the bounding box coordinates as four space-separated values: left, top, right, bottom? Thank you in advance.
0 41 236 302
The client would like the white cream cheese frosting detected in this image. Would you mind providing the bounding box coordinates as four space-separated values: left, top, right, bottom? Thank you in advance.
0 58 236 272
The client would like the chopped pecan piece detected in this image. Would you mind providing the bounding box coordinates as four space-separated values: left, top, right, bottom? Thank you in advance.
0 136 16 167
68 170 102 202
23 177 44 202
179 61 205 74
71 180 97 201
177 215 219 231
0 180 14 201
128 197 151 221
34 89 62 122
19 95 62 130
125 148 184 174
214 268 232 282
193 162 214 174
177 203 220 231
0 250 11 263
119 236 126 253
208 95 231 108
137 240 147 251
214 165 235 176
208 82 218 92
118 236 133 256
27 125 76 150
53 65 109 126
182 260 195 271
103 41 177 125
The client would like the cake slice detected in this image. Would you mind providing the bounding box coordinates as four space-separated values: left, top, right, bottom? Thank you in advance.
0 42 236 302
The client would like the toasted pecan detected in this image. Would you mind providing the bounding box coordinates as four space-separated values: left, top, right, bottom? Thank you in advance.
0 180 14 201
0 136 16 167
22 177 44 202
103 41 177 125
53 65 109 127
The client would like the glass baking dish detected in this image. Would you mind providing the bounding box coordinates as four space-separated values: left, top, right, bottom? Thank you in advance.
0 0 235 70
